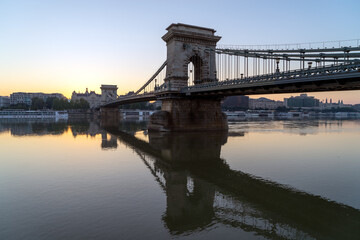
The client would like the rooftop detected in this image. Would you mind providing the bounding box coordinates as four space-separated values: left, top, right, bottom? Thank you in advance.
165 23 216 34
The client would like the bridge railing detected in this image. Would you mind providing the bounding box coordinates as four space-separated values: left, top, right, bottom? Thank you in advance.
215 45 360 82
218 39 360 51
182 63 360 92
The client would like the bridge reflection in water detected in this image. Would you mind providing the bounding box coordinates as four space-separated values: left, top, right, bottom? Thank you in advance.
102 121 360 240
1 119 359 239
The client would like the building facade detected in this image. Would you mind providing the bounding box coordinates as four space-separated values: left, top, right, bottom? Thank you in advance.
71 85 118 109
10 93 31 105
71 88 101 109
249 98 284 110
222 96 250 109
320 98 345 109
0 96 10 108
284 94 320 108
10 92 65 106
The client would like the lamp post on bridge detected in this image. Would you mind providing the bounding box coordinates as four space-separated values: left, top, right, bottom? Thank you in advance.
276 58 280 73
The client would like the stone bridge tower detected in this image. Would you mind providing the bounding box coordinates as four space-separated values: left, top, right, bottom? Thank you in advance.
100 85 119 125
162 23 221 90
149 23 228 132
101 84 118 105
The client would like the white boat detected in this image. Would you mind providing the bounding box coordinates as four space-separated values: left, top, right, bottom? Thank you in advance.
335 112 360 118
120 110 154 120
225 111 246 120
246 111 260 118
0 110 68 119
287 111 303 118
257 110 275 118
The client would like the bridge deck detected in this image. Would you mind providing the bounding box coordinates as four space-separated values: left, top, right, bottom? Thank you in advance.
101 63 360 107
183 63 360 96
102 92 157 108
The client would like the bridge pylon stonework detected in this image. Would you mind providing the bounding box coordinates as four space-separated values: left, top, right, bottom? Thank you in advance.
149 97 228 131
162 23 221 89
149 24 227 131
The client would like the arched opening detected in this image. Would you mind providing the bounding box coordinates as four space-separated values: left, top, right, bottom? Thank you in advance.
187 55 203 86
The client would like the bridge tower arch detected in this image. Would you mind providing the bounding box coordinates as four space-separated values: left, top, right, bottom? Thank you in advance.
187 55 203 85
162 23 221 90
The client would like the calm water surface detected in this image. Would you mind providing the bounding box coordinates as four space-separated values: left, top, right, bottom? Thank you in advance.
1 118 360 240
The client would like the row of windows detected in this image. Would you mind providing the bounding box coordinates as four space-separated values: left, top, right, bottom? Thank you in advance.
0 111 56 116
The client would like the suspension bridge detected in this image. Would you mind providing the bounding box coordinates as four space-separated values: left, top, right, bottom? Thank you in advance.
101 23 360 131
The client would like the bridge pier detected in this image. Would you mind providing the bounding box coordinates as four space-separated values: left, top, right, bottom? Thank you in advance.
100 107 120 127
148 97 228 132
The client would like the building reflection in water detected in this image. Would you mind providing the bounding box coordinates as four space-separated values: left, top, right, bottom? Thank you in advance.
0 118 68 136
103 120 360 240
1 119 360 239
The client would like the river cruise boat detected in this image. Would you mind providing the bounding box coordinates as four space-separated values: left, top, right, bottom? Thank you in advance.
244 110 275 118
257 110 275 118
0 110 68 119
335 112 360 118
120 110 154 120
225 111 246 120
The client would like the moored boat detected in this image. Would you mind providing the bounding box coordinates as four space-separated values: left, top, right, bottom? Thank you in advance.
0 110 68 119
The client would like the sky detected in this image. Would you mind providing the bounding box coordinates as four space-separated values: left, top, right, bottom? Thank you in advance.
1 0 360 103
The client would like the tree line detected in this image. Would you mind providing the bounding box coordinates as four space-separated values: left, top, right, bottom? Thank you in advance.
5 97 89 110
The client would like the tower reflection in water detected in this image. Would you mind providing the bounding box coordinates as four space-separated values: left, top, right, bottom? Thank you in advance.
1 119 359 239
103 120 360 240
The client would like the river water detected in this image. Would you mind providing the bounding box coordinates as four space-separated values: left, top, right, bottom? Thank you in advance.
0 118 359 240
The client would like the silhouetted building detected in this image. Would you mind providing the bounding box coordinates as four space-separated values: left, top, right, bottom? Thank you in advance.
10 92 65 106
0 96 10 108
71 88 101 108
249 98 284 110
284 94 319 108
353 104 360 111
320 98 345 109
222 96 249 109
